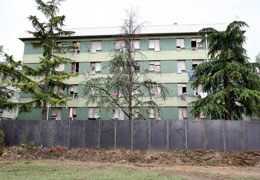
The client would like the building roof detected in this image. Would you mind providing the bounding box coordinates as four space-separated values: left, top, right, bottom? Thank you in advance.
20 23 229 40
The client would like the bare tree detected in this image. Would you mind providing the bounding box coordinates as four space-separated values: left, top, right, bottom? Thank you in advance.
84 9 168 120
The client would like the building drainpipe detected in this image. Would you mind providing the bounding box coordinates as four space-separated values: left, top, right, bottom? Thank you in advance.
47 103 49 121
205 33 208 62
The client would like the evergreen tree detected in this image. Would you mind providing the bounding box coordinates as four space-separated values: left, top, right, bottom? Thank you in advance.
23 0 76 120
84 10 168 120
0 47 32 116
190 21 260 120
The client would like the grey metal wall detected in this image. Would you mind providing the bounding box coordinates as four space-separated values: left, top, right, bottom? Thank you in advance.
1 119 260 152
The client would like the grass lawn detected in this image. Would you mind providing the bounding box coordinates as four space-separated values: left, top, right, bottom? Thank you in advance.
0 160 186 180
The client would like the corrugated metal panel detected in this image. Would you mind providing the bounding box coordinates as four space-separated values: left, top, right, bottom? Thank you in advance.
20 23 229 39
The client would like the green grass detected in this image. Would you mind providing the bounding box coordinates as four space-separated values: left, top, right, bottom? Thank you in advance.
0 160 186 180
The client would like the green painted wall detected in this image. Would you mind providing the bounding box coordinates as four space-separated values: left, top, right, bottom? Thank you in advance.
101 61 110 74
161 107 179 120
79 62 89 75
140 39 149 51
26 63 41 69
161 60 177 73
18 108 42 120
61 108 68 120
78 84 85 97
24 43 43 55
139 61 148 73
100 108 112 120
186 60 193 71
101 40 114 52
160 38 175 51
76 107 88 120
20 91 34 98
79 41 91 53
185 38 191 50
164 84 178 96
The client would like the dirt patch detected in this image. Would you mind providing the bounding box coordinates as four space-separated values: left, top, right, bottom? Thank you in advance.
1 144 260 168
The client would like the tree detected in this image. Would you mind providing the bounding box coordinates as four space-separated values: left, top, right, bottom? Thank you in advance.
190 21 260 120
0 47 32 116
84 10 168 120
23 0 76 120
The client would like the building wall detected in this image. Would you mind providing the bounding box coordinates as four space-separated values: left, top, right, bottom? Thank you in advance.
19 35 206 120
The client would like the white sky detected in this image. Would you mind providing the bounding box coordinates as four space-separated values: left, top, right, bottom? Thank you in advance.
0 0 259 61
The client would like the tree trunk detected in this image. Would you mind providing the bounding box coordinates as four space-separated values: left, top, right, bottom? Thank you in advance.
42 100 47 120
224 74 231 120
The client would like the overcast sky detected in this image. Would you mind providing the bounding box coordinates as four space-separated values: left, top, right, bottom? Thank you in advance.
0 0 259 61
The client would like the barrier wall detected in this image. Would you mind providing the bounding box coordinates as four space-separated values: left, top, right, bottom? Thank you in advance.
1 119 260 151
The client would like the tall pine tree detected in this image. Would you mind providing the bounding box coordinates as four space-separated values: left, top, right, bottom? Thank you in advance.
23 0 76 120
190 21 260 120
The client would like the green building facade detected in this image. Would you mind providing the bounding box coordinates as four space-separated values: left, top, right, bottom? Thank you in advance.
18 24 227 120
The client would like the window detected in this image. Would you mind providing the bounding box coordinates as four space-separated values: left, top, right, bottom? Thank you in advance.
55 63 65 71
134 61 140 72
91 41 102 53
149 108 161 120
194 84 202 96
9 91 14 99
149 61 160 73
150 85 161 97
194 84 207 98
178 84 187 100
132 84 140 95
1 72 6 80
88 108 100 120
90 62 101 74
115 40 125 50
56 42 66 54
191 38 203 49
11 76 15 83
149 39 160 51
8 107 12 113
69 85 78 98
132 40 140 50
194 113 201 120
176 39 185 49
72 41 80 53
192 60 203 68
133 108 140 119
178 84 187 95
179 107 187 120
177 60 186 73
112 89 122 98
51 108 62 120
54 86 64 97
69 107 77 120
113 108 124 120
71 62 79 74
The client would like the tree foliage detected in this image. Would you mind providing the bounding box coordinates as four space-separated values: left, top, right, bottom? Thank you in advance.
84 10 168 120
23 0 76 120
190 21 260 120
0 47 33 116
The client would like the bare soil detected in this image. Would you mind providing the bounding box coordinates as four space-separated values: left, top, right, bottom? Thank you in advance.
1 144 260 179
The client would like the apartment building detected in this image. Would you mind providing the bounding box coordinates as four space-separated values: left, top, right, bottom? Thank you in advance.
18 23 227 120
